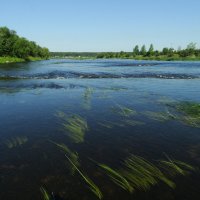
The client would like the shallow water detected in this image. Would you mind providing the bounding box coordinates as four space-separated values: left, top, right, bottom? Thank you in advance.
0 59 200 200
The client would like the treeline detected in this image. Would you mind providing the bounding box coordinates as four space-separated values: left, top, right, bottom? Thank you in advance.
0 27 49 60
51 52 98 58
96 43 200 60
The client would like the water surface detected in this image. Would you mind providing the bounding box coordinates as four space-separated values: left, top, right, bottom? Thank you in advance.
0 59 200 200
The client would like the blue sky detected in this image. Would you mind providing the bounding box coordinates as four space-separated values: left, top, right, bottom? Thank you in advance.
0 0 200 52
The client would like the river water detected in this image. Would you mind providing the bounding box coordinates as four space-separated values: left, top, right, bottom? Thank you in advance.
0 59 200 200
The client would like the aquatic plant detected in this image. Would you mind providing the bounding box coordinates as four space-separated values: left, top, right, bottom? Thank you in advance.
82 87 94 110
143 110 176 122
159 154 195 176
111 104 137 117
98 164 133 193
56 111 88 143
157 96 177 105
40 187 51 200
176 102 200 117
63 115 88 143
121 155 175 191
98 122 114 129
4 136 28 149
55 111 67 120
52 142 80 174
175 102 200 128
65 155 103 199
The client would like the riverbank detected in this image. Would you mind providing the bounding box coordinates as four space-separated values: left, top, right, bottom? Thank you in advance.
51 55 200 61
50 52 200 61
0 56 45 64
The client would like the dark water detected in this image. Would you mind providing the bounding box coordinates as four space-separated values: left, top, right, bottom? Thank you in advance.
0 59 200 200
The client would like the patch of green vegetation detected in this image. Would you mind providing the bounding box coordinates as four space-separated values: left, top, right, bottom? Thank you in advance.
176 102 200 117
26 56 44 62
0 56 45 64
98 118 144 129
159 155 196 176
98 122 114 129
4 136 28 148
112 104 137 117
121 155 175 191
65 155 103 199
143 111 176 122
0 27 49 61
40 187 51 200
93 154 196 195
82 87 94 110
56 111 88 143
98 164 133 193
52 142 80 174
0 76 21 81
173 102 200 128
0 57 24 64
157 96 177 105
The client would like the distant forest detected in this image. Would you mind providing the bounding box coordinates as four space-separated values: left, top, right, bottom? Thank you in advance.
51 43 200 61
0 27 49 60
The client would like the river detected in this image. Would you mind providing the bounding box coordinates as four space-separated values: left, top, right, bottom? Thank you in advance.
0 59 200 200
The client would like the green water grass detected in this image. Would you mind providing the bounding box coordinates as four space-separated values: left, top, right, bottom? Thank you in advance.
122 155 175 191
4 136 28 148
52 142 80 174
175 102 200 128
56 111 88 143
82 87 94 110
40 187 51 200
111 104 137 117
98 164 133 193
159 154 195 176
143 110 176 122
65 155 103 199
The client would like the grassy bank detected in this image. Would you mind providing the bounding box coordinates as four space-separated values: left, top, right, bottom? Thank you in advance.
0 56 45 64
130 55 200 61
51 52 200 61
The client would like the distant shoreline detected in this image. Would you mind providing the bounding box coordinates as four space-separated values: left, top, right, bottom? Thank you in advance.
50 56 200 62
1 56 200 65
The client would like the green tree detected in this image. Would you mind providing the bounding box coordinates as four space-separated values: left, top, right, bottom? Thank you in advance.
147 44 154 56
0 26 49 59
13 38 30 59
162 48 169 55
187 42 196 50
133 45 140 56
140 45 147 56
0 27 18 56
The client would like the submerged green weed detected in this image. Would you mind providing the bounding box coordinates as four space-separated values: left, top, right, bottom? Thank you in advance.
122 155 175 191
65 155 103 199
56 111 88 143
4 136 28 149
94 154 196 195
143 110 176 122
82 87 94 110
176 102 200 117
159 154 195 176
112 104 137 117
98 164 133 193
175 102 200 128
63 115 88 143
40 187 51 200
98 122 114 129
52 142 80 174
